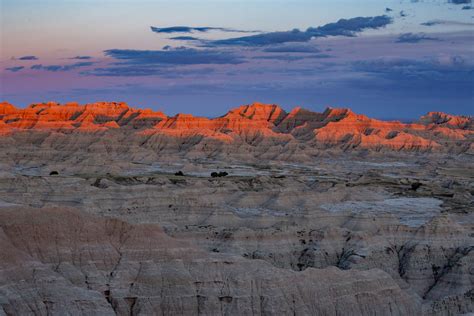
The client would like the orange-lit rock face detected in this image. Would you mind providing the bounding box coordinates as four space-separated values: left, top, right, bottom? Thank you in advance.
217 103 288 138
225 103 287 124
421 112 472 129
0 101 472 151
0 102 18 115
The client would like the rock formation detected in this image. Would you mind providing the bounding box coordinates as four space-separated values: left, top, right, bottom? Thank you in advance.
0 102 472 153
0 101 472 315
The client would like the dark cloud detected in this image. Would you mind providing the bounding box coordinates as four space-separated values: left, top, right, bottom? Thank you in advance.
346 55 474 110
31 64 60 71
253 54 331 61
462 5 473 9
30 62 94 72
396 33 439 43
150 26 253 34
209 15 392 46
83 47 243 77
352 56 472 83
83 66 166 77
400 11 407 17
449 0 471 4
262 44 321 53
70 56 92 60
5 66 24 72
211 30 313 47
169 36 200 41
411 0 471 5
385 7 393 12
18 56 38 60
103 47 244 65
83 65 215 77
308 16 392 36
422 19 474 26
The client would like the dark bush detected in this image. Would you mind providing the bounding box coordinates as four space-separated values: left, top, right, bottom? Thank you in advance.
211 171 228 178
174 171 184 176
91 178 108 189
49 171 59 176
411 182 422 191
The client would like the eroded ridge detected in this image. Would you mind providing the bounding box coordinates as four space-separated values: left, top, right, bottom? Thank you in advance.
1 102 472 154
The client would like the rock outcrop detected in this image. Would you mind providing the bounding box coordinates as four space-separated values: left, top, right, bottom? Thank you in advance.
0 102 472 154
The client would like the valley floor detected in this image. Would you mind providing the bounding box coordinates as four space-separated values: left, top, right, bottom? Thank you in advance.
0 153 473 315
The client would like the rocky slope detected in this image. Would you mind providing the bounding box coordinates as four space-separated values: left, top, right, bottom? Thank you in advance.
0 206 421 315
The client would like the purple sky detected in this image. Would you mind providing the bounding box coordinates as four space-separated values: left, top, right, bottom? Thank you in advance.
1 0 473 118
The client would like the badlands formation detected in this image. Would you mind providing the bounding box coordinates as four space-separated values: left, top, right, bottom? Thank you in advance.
0 101 473 315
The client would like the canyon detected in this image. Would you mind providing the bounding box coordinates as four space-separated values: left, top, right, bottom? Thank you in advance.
0 101 472 315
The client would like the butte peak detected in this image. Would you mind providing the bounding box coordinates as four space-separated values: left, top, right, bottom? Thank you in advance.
321 107 368 122
420 111 472 129
225 102 287 124
0 102 18 114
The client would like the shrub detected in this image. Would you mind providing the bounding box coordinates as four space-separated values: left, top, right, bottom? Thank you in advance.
49 171 59 176
175 171 184 176
211 171 228 178
411 182 422 191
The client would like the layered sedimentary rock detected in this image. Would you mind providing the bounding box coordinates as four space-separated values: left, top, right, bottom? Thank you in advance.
0 101 472 154
0 206 421 315
0 101 472 315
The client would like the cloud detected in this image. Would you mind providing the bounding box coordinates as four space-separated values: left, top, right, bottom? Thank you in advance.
31 64 60 71
411 0 471 5
253 54 331 61
18 56 38 61
210 30 313 47
150 26 253 34
83 65 215 77
82 47 243 77
30 62 94 72
396 33 439 43
449 0 471 4
70 56 92 60
421 19 474 26
103 47 244 65
310 16 392 36
346 55 474 106
63 62 94 70
169 36 200 41
262 44 321 53
83 66 166 77
5 66 24 72
352 56 472 83
209 15 392 46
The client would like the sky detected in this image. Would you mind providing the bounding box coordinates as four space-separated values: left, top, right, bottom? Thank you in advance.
1 0 473 119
